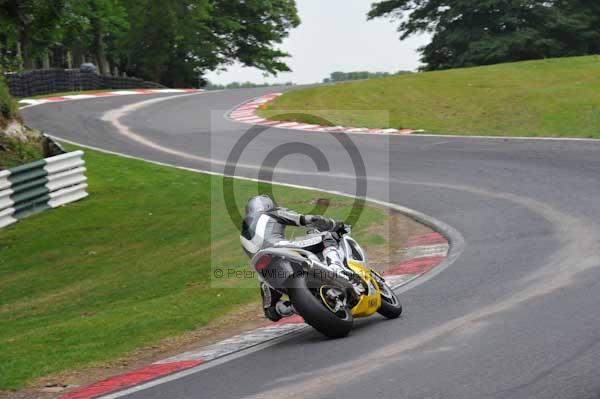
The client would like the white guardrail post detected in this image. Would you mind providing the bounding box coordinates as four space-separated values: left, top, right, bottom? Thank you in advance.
0 150 88 229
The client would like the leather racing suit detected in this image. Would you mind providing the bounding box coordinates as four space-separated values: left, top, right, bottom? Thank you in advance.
240 199 348 321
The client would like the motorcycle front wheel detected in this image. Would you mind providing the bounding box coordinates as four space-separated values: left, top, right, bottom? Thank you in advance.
376 278 403 319
288 277 353 339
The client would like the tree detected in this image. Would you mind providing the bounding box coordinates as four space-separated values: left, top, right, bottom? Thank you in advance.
368 0 600 70
324 70 411 83
0 13 21 70
58 0 128 72
551 0 600 56
209 0 300 75
1 0 65 69
122 0 300 87
120 0 176 82
0 0 300 87
87 0 128 74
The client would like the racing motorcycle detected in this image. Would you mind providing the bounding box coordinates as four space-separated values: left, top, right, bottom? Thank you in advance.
250 224 402 338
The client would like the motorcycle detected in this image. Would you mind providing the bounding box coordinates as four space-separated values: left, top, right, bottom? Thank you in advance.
250 224 402 338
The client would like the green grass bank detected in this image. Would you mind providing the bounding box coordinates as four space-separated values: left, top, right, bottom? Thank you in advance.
259 56 600 138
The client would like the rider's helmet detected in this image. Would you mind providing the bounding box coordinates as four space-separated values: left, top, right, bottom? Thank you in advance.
245 195 275 215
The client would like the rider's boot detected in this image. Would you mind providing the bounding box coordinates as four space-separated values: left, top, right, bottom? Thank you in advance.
261 283 294 321
275 300 295 318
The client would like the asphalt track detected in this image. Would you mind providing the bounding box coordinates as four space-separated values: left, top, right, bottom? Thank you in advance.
22 88 600 399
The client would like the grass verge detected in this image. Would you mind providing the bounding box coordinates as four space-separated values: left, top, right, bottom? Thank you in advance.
258 56 600 138
0 144 403 391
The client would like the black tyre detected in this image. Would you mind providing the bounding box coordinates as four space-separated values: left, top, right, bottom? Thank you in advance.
287 277 353 339
376 279 403 319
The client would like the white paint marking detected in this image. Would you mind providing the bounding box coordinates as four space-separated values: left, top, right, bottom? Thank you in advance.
237 117 266 123
386 274 419 288
274 122 301 128
291 124 319 130
345 128 369 133
18 99 45 105
158 324 306 364
232 113 257 119
148 89 186 93
109 91 140 95
404 244 450 259
62 94 97 99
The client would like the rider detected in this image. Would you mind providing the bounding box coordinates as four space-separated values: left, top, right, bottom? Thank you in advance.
240 195 354 321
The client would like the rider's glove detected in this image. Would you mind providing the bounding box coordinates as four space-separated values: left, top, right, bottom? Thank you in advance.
330 221 346 240
305 215 336 231
332 221 345 233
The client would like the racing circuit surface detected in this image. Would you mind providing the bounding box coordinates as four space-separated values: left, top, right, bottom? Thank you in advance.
22 88 600 399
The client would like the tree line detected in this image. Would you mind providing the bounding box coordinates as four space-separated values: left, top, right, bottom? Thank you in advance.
369 0 600 71
323 70 412 83
0 0 300 87
203 80 295 91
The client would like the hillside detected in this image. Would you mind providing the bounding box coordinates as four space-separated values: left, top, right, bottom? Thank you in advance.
0 77 43 169
259 56 600 138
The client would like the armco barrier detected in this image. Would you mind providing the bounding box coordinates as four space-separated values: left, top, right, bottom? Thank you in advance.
0 151 87 229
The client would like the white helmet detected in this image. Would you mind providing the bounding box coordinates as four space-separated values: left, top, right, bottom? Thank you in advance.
245 195 275 214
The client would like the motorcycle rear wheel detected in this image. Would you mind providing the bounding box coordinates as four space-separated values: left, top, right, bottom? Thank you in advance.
288 277 353 339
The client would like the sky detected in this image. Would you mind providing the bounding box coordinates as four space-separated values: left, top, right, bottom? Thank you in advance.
204 0 430 85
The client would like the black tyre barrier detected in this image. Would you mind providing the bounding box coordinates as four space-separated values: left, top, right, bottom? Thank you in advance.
4 69 164 98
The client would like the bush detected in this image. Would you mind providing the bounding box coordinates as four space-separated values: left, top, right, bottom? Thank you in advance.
0 134 43 170
0 75 19 127
0 74 40 169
